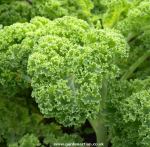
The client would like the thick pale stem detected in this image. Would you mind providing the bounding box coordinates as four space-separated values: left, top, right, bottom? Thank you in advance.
89 79 108 147
121 50 150 80
89 118 108 147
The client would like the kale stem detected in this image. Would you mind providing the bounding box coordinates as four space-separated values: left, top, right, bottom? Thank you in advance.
89 118 108 147
89 79 108 147
121 50 150 80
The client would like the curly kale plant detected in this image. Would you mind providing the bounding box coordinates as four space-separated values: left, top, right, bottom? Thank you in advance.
27 16 128 128
0 0 150 147
0 15 128 145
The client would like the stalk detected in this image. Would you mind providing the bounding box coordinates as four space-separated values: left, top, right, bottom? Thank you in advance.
89 79 108 147
121 50 150 80
89 118 108 147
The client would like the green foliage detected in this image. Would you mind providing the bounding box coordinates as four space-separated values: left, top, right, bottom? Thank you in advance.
32 0 94 21
27 16 128 126
116 0 150 40
9 134 40 147
102 0 130 28
0 1 32 26
0 96 82 146
106 78 150 147
0 15 129 145
0 0 150 146
0 0 95 26
0 22 36 95
117 0 150 79
31 0 68 20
